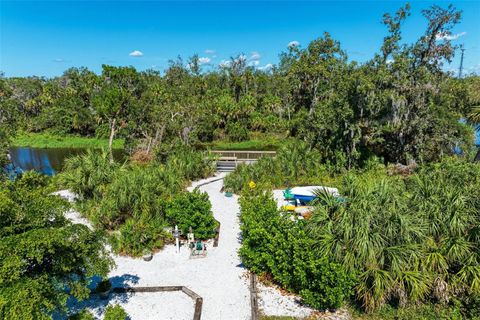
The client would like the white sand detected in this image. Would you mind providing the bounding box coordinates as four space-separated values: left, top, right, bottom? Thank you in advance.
70 291 193 320
257 282 314 318
57 174 322 319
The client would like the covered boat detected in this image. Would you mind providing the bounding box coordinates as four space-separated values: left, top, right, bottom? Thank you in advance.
290 186 339 203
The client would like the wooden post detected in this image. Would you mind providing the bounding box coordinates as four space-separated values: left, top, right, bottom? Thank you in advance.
193 297 203 320
250 273 259 320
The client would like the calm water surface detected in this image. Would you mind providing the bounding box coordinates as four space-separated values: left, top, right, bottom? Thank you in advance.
8 147 124 176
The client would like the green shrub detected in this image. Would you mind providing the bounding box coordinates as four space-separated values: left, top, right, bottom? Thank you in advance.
165 189 218 239
307 157 480 313
93 165 180 229
224 141 336 193
104 304 128 320
112 216 171 256
239 189 354 310
68 310 95 320
60 149 217 258
226 122 249 142
298 259 356 310
59 149 119 200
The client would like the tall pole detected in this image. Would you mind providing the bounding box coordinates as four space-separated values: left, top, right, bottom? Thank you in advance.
458 45 465 78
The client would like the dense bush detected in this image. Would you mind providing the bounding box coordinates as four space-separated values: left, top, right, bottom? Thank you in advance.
60 149 120 200
306 157 480 313
68 310 95 320
224 141 337 193
93 165 182 229
165 148 216 181
104 304 128 320
0 172 113 319
59 150 217 257
239 188 355 310
112 216 172 256
165 189 218 239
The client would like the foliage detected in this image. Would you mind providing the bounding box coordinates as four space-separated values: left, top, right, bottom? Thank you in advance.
59 150 217 256
12 133 124 149
299 259 356 310
68 310 95 320
163 146 216 181
350 302 466 320
238 157 480 314
165 189 218 239
306 157 480 313
95 279 112 293
239 188 355 310
111 216 172 257
0 172 114 319
60 149 120 200
224 141 337 193
103 304 128 320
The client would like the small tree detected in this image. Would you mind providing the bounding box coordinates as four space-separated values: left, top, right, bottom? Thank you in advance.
0 172 114 319
104 304 128 320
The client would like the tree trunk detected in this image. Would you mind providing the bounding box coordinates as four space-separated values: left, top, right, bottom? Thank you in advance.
108 118 117 162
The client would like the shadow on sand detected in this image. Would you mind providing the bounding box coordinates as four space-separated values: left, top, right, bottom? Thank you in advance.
54 274 140 319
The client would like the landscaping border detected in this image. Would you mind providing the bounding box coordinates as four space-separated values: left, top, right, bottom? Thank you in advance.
250 273 259 320
110 286 203 320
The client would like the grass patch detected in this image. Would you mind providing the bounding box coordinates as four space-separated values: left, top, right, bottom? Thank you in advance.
204 133 289 151
349 303 465 320
12 133 124 149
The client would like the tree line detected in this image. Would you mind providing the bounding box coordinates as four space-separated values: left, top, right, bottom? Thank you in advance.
1 3 479 169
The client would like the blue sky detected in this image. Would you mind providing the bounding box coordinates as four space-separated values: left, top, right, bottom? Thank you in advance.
1 0 479 77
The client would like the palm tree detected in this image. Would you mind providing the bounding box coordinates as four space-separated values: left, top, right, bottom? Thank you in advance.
468 106 480 124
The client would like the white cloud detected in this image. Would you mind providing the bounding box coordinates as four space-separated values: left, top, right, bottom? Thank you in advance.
248 60 260 67
219 60 231 68
436 31 466 41
250 51 261 60
198 57 211 64
129 50 144 57
205 49 215 54
53 58 67 63
258 63 273 71
288 40 300 48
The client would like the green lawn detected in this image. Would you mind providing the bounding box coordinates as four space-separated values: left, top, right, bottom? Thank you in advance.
204 134 290 151
11 133 125 149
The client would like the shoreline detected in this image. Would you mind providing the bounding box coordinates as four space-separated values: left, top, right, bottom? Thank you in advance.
11 133 125 150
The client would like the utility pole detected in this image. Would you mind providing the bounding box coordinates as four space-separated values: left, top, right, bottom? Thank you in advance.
458 44 465 78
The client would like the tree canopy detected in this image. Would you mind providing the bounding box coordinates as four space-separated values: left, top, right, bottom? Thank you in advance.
1 4 478 168
0 172 113 319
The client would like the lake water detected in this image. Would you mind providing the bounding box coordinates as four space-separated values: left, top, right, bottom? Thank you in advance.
7 147 124 176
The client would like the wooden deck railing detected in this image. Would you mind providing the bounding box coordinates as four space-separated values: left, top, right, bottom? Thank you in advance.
211 150 276 162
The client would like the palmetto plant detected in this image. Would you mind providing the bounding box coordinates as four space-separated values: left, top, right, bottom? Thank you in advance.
306 159 480 312
468 106 480 124
59 149 121 200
